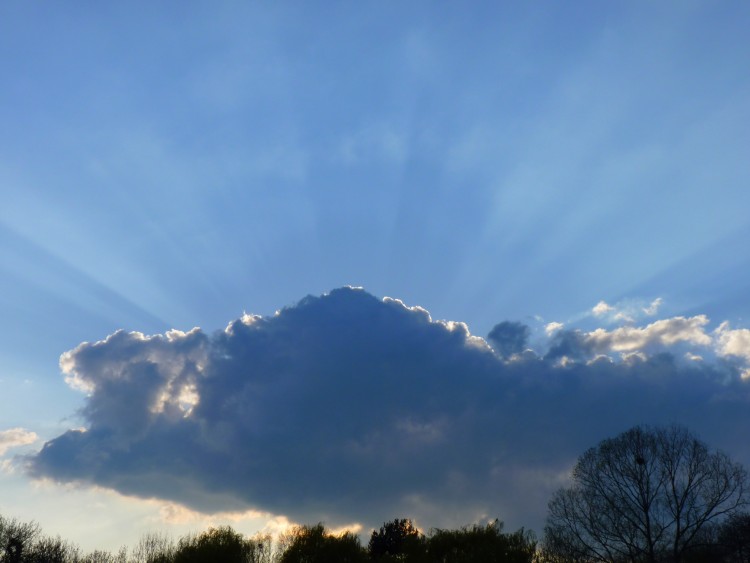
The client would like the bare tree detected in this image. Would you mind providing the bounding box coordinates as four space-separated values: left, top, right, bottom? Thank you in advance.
543 425 747 563
27 535 81 563
131 531 174 563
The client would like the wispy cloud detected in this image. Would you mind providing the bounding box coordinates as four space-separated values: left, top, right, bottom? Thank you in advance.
0 428 37 456
29 288 750 534
590 297 664 324
592 301 614 317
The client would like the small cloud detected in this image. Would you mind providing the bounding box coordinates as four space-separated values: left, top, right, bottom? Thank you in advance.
621 351 648 363
545 322 564 336
643 298 663 316
592 301 614 316
591 297 664 325
487 321 530 358
327 523 364 537
0 427 38 456
614 311 635 323
586 354 614 366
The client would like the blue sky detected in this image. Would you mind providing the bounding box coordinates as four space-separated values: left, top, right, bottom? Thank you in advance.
1 1 750 552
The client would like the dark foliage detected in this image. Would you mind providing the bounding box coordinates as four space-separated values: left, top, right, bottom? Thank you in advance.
173 526 259 563
0 512 541 562
368 519 425 561
719 512 750 563
427 520 536 563
279 523 367 563
0 516 40 563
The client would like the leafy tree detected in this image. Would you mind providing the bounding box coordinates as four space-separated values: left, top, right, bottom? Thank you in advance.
279 523 367 563
0 516 40 563
427 520 536 563
174 526 259 563
368 518 425 561
543 425 747 563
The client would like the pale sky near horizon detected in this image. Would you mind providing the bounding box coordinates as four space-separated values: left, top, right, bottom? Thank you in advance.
1 1 750 553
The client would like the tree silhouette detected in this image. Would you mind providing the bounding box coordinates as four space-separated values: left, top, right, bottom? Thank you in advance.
26 535 81 563
543 425 747 563
0 516 40 563
368 518 425 561
132 531 174 563
427 520 536 563
174 526 261 563
719 512 750 563
279 523 367 563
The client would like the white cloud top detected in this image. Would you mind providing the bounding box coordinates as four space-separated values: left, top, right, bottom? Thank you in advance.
585 315 712 353
715 322 750 378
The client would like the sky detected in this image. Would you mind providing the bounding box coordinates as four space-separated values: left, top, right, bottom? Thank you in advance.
1 0 750 553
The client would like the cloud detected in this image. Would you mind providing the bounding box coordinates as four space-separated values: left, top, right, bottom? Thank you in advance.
590 297 664 324
715 322 750 378
643 297 663 316
29 288 750 535
154 501 295 537
487 321 530 358
585 315 713 354
592 301 614 316
0 428 38 456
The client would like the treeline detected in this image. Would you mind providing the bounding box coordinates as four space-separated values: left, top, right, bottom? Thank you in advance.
0 515 536 563
2 507 750 562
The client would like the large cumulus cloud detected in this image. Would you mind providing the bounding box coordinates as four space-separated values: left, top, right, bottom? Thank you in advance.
29 287 750 533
